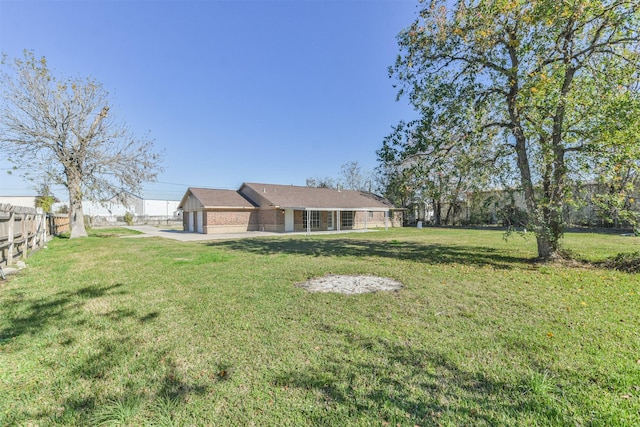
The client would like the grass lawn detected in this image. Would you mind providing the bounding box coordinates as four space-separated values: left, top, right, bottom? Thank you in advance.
1 227 639 426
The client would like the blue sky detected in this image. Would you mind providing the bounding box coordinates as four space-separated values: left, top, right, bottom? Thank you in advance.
0 0 418 201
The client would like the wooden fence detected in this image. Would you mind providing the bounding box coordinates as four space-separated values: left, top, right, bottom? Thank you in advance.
50 214 70 235
0 204 49 268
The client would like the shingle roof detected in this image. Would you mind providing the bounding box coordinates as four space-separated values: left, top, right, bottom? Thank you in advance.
241 182 392 210
180 187 256 209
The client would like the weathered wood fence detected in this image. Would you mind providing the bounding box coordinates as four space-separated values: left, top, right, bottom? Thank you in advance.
49 214 70 235
0 204 49 267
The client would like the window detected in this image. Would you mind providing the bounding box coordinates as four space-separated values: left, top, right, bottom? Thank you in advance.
302 210 320 228
341 211 354 228
368 211 374 219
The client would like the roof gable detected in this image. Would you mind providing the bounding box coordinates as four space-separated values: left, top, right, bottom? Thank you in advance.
179 187 256 209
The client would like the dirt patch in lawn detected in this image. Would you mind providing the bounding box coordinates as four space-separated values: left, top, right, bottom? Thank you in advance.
297 274 403 294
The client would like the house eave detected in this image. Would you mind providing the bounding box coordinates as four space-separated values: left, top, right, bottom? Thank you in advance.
279 206 390 211
202 205 256 210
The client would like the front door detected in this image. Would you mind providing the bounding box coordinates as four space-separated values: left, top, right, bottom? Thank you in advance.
327 211 334 230
284 209 294 232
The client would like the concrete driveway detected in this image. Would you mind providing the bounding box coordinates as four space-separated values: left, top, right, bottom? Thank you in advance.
121 226 283 241
122 225 375 242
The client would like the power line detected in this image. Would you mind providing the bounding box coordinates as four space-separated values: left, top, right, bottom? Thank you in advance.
150 180 236 190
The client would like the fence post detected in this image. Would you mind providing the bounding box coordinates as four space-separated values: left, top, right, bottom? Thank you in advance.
31 212 37 251
7 210 14 264
35 211 41 248
20 212 27 259
38 208 47 245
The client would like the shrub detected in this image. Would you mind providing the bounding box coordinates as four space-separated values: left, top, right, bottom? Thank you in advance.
603 251 640 273
123 212 134 226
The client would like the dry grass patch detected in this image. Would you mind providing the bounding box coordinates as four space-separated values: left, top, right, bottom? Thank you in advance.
296 274 403 294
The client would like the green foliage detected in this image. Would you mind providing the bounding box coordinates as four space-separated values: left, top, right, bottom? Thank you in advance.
389 0 640 258
35 183 55 212
35 195 55 212
123 212 134 226
378 116 504 225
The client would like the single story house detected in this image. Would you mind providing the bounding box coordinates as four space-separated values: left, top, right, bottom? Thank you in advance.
179 182 403 234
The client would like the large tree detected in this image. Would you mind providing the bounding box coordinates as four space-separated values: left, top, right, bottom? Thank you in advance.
391 0 640 258
0 51 163 238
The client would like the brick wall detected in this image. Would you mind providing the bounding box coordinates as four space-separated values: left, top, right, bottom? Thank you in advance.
203 210 258 233
257 209 284 232
205 210 257 226
353 211 396 229
183 207 402 234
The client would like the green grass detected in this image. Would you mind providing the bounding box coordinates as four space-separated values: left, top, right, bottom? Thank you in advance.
1 227 638 426
89 227 144 238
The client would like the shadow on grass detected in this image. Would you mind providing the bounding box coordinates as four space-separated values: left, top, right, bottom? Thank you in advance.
41 347 212 425
58 351 210 425
207 238 533 269
2 281 210 425
272 325 569 425
0 283 127 343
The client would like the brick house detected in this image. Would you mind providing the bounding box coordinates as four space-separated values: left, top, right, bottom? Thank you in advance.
179 182 402 234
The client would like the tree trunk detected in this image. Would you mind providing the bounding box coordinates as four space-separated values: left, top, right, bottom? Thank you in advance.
504 38 559 260
535 235 554 260
68 175 88 238
433 200 441 225
535 212 561 259
444 203 453 225
513 131 553 258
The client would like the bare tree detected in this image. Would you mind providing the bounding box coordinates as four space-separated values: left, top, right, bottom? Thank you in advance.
339 161 372 191
306 161 374 191
0 51 163 237
306 176 337 189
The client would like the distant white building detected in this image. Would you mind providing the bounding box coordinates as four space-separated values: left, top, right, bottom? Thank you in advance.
0 193 180 227
82 193 180 218
0 196 40 208
82 197 130 216
129 197 181 217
